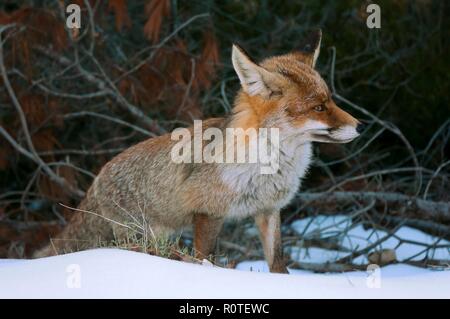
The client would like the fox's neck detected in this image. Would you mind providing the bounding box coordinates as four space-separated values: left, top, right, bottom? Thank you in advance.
228 91 278 130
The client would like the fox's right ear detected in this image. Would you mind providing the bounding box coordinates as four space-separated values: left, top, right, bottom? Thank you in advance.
295 29 322 68
231 44 284 98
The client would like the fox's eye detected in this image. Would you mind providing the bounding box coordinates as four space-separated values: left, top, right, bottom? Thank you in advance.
313 105 326 112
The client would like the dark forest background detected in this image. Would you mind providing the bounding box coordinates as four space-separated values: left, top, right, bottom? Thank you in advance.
0 0 448 269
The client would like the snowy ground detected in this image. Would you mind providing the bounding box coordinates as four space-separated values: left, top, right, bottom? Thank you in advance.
0 248 449 298
0 214 448 298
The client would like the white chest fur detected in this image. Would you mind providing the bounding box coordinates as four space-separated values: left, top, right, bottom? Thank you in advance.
222 142 312 218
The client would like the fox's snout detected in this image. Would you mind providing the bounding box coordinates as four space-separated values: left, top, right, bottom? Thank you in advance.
322 106 364 143
326 124 361 143
292 100 363 144
329 121 365 141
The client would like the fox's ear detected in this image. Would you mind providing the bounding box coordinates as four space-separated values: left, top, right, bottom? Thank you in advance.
296 29 322 68
231 44 284 98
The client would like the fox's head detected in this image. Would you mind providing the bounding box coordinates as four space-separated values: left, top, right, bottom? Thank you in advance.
231 30 364 144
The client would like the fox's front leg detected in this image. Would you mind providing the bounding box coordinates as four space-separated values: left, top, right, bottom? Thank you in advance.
193 213 224 260
255 211 288 273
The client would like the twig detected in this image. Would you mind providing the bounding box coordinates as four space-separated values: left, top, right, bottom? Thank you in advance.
58 203 140 234
63 111 155 137
335 225 402 264
329 46 422 196
423 159 450 200
35 46 165 133
120 13 210 81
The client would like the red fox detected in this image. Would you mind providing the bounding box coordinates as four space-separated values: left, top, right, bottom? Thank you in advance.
34 30 363 273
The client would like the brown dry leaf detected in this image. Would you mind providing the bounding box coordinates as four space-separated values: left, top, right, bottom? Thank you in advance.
194 31 220 90
20 95 65 130
0 221 63 258
0 135 12 169
143 0 170 43
32 129 59 153
38 165 77 201
118 77 131 96
108 0 132 31
201 31 220 69
119 76 147 106
47 99 65 129
20 94 46 126
178 97 202 121
165 40 193 96
166 45 189 86
368 249 397 265
194 62 210 90
136 62 165 104
1 7 67 77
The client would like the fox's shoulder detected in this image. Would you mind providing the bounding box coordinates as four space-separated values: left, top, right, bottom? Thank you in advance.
181 117 228 133
201 117 228 129
103 117 228 168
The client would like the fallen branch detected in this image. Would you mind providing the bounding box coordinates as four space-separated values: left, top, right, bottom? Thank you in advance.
369 215 450 241
288 259 449 273
288 260 367 273
296 191 450 223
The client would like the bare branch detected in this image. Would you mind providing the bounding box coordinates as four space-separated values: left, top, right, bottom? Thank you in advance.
0 26 84 198
296 191 450 223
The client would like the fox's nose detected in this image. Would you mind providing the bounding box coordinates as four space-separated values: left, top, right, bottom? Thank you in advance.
356 123 366 134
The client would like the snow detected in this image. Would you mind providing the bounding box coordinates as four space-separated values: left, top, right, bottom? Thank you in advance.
0 214 448 298
289 246 349 263
0 248 449 299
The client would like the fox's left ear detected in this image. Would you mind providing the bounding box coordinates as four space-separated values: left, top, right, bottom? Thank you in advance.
295 29 322 68
231 44 285 98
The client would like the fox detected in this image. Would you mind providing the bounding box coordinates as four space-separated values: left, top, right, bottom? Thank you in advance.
34 30 364 273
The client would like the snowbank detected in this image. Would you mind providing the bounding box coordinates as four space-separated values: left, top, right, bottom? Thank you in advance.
0 248 449 298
